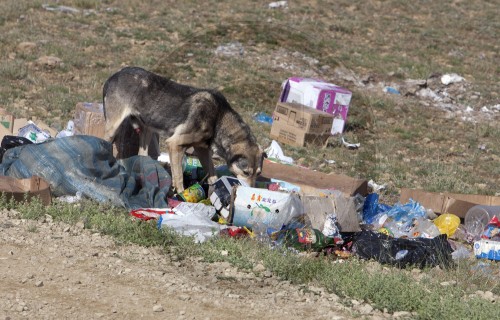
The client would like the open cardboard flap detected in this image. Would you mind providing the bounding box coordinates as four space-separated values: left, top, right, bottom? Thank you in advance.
400 188 500 219
259 159 368 197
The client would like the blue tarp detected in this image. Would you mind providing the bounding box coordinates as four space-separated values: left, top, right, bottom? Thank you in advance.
0 135 172 209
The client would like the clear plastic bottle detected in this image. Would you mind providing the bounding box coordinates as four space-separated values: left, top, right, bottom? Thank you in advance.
465 205 500 237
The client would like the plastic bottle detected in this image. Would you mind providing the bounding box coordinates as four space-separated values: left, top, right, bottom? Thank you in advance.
465 205 500 237
279 228 340 252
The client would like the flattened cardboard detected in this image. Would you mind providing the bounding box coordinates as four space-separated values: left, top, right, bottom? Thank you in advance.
400 188 500 218
0 175 51 205
260 159 368 197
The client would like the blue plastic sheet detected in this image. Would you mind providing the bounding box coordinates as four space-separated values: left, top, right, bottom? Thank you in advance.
0 135 171 209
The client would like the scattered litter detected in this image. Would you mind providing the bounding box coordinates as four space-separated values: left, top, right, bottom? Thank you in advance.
325 159 336 165
465 106 474 112
253 112 273 124
130 208 170 221
158 207 226 243
268 1 288 9
56 120 74 138
416 88 442 102
215 41 244 57
56 191 82 204
42 4 80 14
383 86 400 95
451 244 472 260
441 73 464 85
18 121 52 143
478 144 487 151
341 136 360 149
368 179 386 192
157 152 170 163
265 140 294 164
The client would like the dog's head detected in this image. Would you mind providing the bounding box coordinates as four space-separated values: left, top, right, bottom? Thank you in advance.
229 144 265 187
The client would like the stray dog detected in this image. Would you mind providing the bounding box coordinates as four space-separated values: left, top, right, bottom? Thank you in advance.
102 66 263 192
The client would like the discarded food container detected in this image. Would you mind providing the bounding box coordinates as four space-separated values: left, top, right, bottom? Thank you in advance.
276 227 341 252
178 183 206 203
474 239 500 261
210 176 248 219
465 205 500 237
230 186 303 230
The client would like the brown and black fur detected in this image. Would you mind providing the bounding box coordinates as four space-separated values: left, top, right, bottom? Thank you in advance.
102 66 263 192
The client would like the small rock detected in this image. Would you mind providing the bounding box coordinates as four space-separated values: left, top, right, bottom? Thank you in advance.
17 42 37 52
253 263 266 273
440 280 456 287
357 303 374 315
152 305 164 312
35 281 44 287
220 250 228 256
393 311 412 318
483 291 495 302
36 55 62 68
178 294 190 301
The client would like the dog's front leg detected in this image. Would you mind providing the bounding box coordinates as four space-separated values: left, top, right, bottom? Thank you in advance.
193 147 217 184
166 141 186 193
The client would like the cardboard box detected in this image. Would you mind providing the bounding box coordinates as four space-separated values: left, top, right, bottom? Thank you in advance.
270 102 333 147
301 195 361 232
0 175 51 205
280 77 352 135
400 188 500 219
0 108 14 132
73 102 106 138
259 159 368 197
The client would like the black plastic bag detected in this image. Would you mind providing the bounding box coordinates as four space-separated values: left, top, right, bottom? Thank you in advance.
0 135 33 163
352 230 454 269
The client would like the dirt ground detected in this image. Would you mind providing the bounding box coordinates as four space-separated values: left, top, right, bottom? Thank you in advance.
1 208 387 320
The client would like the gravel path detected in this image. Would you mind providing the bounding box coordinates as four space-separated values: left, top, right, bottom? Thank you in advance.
0 208 376 320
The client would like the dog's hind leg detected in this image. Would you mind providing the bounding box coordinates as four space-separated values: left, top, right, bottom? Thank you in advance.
103 96 132 143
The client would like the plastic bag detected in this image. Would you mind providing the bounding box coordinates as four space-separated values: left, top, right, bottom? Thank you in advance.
352 230 454 269
433 213 461 238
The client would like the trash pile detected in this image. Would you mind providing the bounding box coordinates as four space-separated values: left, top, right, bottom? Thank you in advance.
0 76 499 270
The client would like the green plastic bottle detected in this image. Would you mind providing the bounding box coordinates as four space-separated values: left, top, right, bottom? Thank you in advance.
280 228 339 252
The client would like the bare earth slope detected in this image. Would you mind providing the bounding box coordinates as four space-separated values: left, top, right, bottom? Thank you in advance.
0 209 356 320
